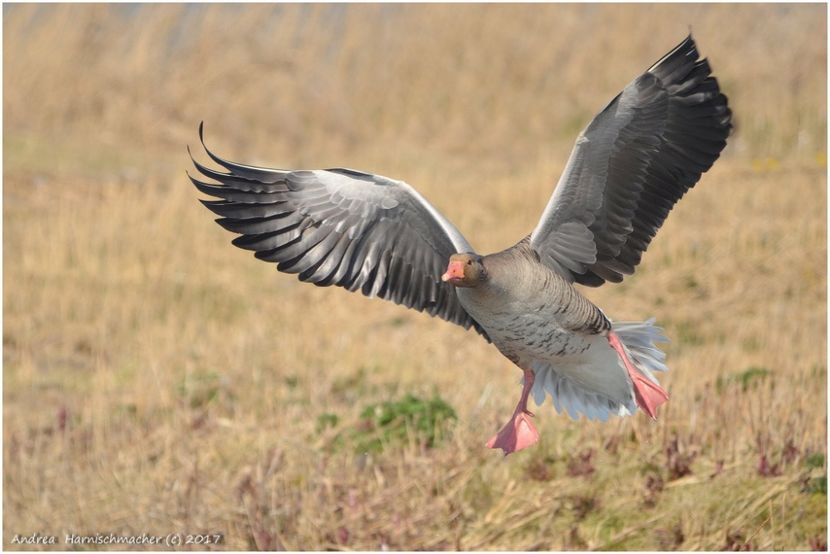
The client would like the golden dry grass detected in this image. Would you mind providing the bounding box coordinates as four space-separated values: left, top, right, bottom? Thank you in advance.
4 4 827 551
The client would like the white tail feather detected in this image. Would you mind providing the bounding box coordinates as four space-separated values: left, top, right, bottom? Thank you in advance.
526 319 669 421
612 318 670 384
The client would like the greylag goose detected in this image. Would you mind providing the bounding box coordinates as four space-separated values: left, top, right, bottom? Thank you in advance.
189 35 731 455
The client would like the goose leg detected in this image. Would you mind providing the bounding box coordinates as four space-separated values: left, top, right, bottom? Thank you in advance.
486 369 540 455
607 331 669 419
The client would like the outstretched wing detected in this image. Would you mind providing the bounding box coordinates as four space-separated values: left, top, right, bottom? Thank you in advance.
190 125 489 339
530 35 732 286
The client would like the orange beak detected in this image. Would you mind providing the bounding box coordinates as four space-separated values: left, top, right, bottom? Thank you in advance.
441 260 466 282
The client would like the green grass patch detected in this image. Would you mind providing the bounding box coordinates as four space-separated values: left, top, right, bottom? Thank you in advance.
806 476 827 495
316 412 340 433
716 366 771 393
350 393 457 453
177 370 223 409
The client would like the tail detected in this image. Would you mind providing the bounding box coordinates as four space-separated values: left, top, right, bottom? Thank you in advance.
613 319 669 379
610 318 670 419
526 319 670 422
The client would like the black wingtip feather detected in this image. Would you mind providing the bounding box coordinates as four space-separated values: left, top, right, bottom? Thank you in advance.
188 173 225 198
648 35 696 77
198 122 233 172
198 122 236 173
199 199 231 218
196 122 288 182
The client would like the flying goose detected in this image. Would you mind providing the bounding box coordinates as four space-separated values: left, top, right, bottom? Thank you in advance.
190 35 731 455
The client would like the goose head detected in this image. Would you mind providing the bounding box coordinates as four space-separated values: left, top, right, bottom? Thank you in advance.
441 253 488 288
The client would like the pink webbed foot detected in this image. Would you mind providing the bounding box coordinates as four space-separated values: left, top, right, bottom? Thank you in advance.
487 369 540 455
486 411 540 455
607 331 669 419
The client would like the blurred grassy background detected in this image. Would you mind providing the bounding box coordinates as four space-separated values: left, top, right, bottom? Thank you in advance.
4 3 827 550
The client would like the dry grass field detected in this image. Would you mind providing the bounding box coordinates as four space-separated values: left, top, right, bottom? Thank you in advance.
3 4 827 551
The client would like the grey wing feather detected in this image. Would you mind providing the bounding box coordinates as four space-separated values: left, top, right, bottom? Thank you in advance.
189 125 489 340
530 35 732 286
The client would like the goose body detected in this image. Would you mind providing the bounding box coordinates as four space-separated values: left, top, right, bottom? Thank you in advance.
190 35 731 454
454 241 637 420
